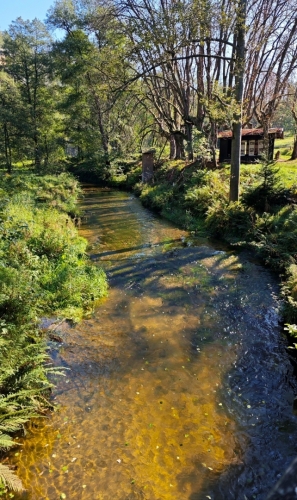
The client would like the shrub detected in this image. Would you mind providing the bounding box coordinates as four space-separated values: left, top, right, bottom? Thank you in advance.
242 161 288 213
282 265 297 323
139 183 176 212
253 206 297 269
205 200 255 239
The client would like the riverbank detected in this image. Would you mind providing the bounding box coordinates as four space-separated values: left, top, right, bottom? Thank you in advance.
0 173 107 494
106 158 297 337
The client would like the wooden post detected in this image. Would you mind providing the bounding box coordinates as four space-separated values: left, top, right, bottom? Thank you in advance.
142 149 155 183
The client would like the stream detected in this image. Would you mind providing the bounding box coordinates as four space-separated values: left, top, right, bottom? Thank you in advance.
10 188 297 500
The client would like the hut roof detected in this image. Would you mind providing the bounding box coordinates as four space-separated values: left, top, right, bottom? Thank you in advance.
218 128 284 139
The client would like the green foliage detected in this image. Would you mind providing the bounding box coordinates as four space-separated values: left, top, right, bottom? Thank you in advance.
0 320 57 494
183 170 228 216
0 463 23 493
0 173 107 490
252 206 297 269
284 323 297 342
242 161 288 213
2 19 65 172
205 201 255 239
0 173 81 216
282 265 297 323
0 174 107 321
140 183 176 212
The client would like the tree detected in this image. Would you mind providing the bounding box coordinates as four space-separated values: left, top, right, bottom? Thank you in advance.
3 18 60 171
0 72 24 172
229 0 247 202
244 0 297 136
47 0 132 171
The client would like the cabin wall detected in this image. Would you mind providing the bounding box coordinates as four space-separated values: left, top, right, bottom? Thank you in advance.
219 136 275 163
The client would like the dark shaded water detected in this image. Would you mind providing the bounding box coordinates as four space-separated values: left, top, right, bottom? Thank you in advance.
10 188 297 499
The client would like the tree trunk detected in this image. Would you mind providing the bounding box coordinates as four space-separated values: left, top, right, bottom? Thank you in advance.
34 132 42 172
291 135 297 160
262 117 270 159
87 73 110 168
197 44 205 130
174 132 184 159
169 134 176 159
229 0 247 203
209 119 218 167
3 123 12 174
230 121 241 200
185 122 193 161
291 105 297 160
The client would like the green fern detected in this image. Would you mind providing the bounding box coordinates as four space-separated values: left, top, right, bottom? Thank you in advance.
0 463 24 492
0 432 15 450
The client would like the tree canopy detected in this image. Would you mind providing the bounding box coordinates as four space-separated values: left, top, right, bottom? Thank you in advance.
0 0 296 197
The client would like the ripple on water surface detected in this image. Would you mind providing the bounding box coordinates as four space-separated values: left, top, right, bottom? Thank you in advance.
8 189 297 500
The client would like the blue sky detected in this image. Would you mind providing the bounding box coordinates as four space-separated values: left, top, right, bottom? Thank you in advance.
0 0 55 32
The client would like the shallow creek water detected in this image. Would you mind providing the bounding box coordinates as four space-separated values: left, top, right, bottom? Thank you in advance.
9 188 297 500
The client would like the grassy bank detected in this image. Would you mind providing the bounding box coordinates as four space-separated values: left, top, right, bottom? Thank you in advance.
0 173 107 495
108 150 297 342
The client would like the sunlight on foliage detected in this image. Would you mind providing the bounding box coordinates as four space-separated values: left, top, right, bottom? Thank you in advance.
0 173 107 491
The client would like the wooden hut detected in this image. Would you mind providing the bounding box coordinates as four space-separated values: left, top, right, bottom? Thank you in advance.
218 128 284 163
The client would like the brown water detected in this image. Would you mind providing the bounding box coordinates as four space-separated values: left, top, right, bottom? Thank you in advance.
9 189 297 500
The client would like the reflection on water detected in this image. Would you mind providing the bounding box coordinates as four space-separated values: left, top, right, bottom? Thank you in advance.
9 189 297 500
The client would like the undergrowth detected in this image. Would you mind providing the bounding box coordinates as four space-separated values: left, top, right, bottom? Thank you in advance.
0 173 107 493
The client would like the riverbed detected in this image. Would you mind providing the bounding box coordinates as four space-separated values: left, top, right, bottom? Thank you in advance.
10 188 297 500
